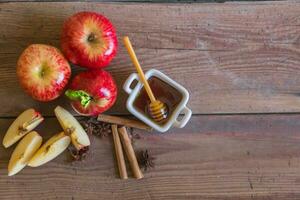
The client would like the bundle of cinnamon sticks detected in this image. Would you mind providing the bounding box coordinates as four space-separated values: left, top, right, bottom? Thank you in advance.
111 125 143 179
97 114 151 179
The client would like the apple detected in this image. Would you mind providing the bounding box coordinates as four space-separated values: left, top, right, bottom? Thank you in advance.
61 11 117 69
17 44 71 101
28 132 70 167
3 108 44 148
65 69 117 116
8 131 42 176
54 106 90 150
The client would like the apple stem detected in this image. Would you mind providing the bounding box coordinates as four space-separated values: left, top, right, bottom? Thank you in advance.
65 90 92 108
88 33 96 42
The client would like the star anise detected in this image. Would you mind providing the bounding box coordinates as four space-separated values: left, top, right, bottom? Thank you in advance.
136 149 155 171
80 117 111 138
68 145 89 161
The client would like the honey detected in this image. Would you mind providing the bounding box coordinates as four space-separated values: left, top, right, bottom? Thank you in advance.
133 77 183 124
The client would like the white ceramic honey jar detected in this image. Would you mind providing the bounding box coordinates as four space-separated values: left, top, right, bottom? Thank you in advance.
123 69 192 132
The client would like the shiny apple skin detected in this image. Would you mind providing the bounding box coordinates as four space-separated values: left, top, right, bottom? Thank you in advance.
68 70 117 116
17 44 71 102
61 12 118 69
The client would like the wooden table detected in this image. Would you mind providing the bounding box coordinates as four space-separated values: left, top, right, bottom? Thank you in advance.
1 1 300 199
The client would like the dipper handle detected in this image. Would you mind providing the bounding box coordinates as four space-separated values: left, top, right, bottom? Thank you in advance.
123 36 156 103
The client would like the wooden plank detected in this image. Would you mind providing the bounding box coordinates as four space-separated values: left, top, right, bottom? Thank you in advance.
0 2 300 116
1 114 300 199
0 0 278 3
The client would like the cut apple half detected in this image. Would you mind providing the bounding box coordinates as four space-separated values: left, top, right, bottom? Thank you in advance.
3 108 44 148
54 106 90 150
28 132 70 167
8 131 42 176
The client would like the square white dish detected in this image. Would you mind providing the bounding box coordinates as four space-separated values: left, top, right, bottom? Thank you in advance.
123 69 192 132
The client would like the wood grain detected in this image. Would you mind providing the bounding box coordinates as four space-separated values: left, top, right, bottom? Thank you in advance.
1 114 300 199
0 0 224 2
0 0 265 3
0 2 300 116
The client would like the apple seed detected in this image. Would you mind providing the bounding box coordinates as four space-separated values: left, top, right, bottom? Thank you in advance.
65 127 75 135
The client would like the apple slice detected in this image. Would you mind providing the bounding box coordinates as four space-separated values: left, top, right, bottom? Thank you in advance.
3 108 44 148
28 132 70 167
8 131 42 176
54 106 90 150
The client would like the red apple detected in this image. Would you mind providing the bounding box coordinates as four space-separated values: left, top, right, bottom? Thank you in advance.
17 44 71 101
65 69 117 116
61 12 117 69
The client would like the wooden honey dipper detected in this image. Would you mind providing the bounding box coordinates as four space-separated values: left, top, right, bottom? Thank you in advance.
123 36 168 122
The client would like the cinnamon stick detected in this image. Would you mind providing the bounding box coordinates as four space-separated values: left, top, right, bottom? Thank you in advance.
118 126 143 179
98 114 152 131
111 125 128 179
